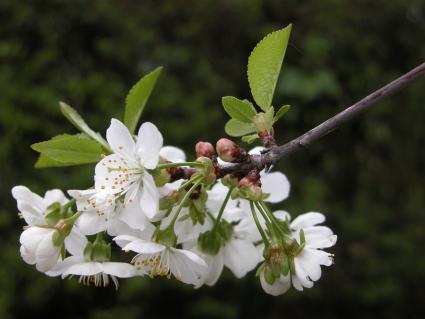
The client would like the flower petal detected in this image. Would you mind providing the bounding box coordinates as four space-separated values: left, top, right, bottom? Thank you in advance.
222 238 261 278
102 262 136 278
44 189 68 205
106 119 135 157
136 122 163 169
63 262 103 276
261 172 290 203
260 272 291 296
291 212 326 230
119 194 147 231
64 227 88 256
12 186 46 225
140 173 159 220
160 146 186 162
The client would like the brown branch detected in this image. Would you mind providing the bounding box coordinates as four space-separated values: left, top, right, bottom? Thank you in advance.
219 62 425 176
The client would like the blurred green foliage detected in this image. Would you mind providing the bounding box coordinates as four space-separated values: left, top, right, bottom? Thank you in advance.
1 0 425 318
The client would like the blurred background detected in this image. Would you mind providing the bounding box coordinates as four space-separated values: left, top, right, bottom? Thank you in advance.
1 1 425 318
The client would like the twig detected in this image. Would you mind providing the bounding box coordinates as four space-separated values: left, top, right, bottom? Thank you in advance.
219 62 425 176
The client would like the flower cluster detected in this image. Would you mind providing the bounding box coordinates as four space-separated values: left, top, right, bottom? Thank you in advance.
12 119 336 294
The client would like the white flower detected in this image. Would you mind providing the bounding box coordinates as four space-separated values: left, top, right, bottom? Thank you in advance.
114 235 207 286
20 227 60 272
94 119 163 220
47 241 135 290
196 212 262 286
12 186 87 272
69 189 152 235
260 212 337 296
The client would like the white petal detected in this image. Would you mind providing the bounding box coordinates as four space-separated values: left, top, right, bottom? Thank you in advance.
140 173 159 219
170 248 206 285
302 226 337 249
291 212 326 230
35 232 61 272
20 245 35 265
63 262 103 276
222 238 261 278
136 122 163 169
274 210 291 222
113 236 165 254
77 211 107 235
293 257 314 289
203 253 224 286
44 189 68 205
260 272 291 296
106 118 136 156
12 186 46 225
160 146 186 162
102 262 136 278
261 172 290 203
304 248 334 267
119 193 147 231
46 256 85 277
291 274 303 291
248 147 266 155
64 227 88 256
20 227 51 252
296 249 322 282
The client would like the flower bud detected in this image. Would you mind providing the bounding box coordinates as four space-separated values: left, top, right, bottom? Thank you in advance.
151 167 171 187
221 174 239 188
216 138 246 163
196 157 216 186
159 191 180 211
195 141 215 158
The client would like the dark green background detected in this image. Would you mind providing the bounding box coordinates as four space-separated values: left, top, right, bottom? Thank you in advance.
1 1 424 318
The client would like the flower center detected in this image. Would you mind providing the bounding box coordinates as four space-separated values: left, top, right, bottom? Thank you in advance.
78 273 119 290
132 250 172 279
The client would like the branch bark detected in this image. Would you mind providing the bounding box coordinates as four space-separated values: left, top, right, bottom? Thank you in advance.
219 62 425 176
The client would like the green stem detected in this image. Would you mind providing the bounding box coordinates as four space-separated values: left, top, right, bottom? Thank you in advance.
250 201 269 246
168 179 203 229
178 175 203 191
63 198 76 211
157 161 204 170
212 187 233 232
256 201 288 239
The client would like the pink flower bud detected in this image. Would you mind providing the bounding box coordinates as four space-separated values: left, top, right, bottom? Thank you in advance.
216 138 246 163
195 141 215 158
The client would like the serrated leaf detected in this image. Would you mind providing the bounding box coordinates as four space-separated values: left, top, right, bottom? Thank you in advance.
247 24 292 111
124 66 162 133
241 133 259 144
225 119 256 137
60 102 110 151
274 105 291 123
31 134 103 166
222 96 257 123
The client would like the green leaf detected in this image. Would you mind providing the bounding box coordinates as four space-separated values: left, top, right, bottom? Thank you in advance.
59 102 110 151
124 66 163 133
225 119 256 137
34 154 74 168
247 24 292 111
241 133 259 144
274 105 291 123
31 134 103 166
222 96 257 123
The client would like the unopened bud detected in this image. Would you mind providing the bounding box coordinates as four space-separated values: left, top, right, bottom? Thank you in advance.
216 138 246 163
152 167 171 187
159 191 180 210
196 157 216 186
195 141 215 158
221 174 239 188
